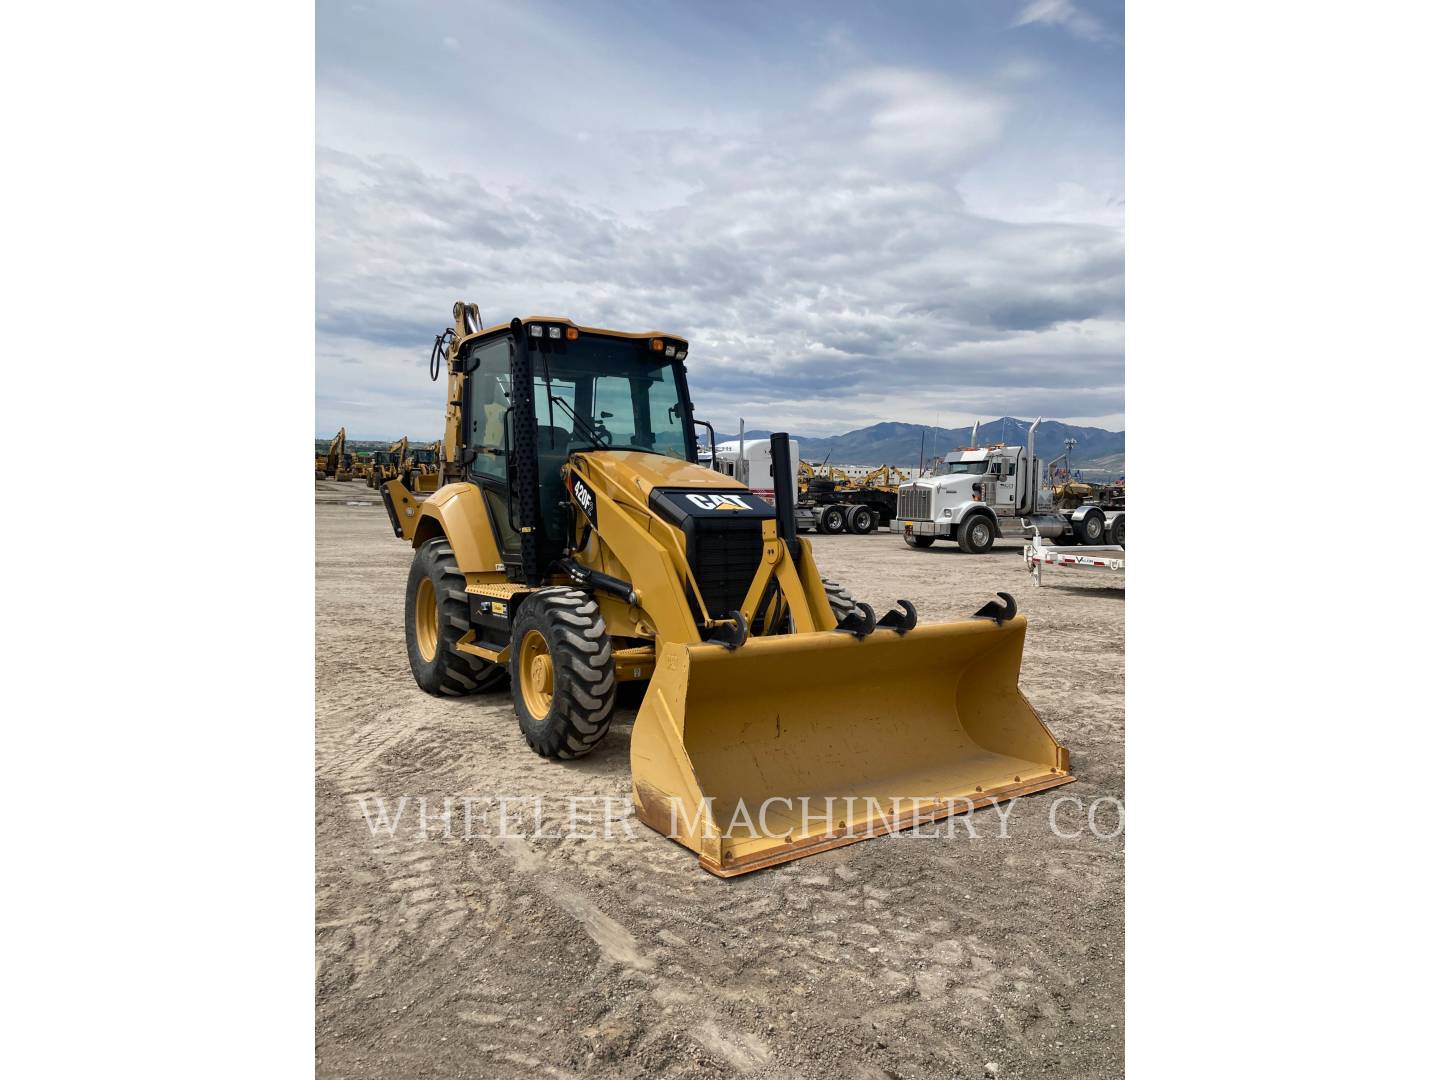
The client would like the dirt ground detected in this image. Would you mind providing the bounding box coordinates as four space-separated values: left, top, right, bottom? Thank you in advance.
315 480 1124 1079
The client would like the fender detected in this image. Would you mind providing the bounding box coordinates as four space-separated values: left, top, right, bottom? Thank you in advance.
392 479 506 578
1066 503 1101 523
953 501 999 531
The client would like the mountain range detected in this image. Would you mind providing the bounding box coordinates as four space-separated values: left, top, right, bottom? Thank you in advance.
716 418 1125 474
324 417 1125 476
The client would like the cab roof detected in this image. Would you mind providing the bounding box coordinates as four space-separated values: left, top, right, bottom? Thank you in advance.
459 316 688 350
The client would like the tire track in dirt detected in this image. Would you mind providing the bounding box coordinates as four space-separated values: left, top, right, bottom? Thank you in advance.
317 494 1124 1078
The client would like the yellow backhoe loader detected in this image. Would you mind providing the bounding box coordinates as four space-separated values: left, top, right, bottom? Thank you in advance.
406 441 442 494
368 438 408 489
383 303 1073 876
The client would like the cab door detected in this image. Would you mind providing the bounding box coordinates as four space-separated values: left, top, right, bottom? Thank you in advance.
995 457 1016 508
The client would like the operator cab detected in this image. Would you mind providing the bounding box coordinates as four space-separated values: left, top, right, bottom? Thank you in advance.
457 318 699 579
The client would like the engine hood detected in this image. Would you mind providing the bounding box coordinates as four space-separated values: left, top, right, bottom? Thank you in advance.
909 474 980 494
575 450 748 501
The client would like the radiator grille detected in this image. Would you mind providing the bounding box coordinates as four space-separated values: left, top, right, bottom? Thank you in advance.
689 518 763 617
896 484 931 520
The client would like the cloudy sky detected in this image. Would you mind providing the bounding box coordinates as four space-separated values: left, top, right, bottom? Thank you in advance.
317 0 1123 439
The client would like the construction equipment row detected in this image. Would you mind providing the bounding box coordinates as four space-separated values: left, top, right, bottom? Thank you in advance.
316 431 441 493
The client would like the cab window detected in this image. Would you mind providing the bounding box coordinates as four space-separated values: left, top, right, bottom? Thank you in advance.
465 339 511 482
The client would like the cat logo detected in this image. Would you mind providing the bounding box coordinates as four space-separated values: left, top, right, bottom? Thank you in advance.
686 492 752 512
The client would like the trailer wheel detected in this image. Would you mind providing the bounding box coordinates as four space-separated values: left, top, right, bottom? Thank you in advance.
406 538 510 697
1106 514 1125 547
959 514 996 554
845 504 878 534
509 588 616 760
817 505 847 534
316 469 325 481
904 533 935 549
1077 508 1105 544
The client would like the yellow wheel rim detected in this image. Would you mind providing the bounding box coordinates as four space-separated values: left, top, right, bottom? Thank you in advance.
518 629 554 717
415 577 438 662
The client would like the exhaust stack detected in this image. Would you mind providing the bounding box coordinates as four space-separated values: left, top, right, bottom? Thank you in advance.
771 433 798 556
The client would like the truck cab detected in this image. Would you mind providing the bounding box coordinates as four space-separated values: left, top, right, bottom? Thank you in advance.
709 437 799 505
894 418 1121 552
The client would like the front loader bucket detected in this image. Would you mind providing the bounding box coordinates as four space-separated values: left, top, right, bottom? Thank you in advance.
630 615 1074 877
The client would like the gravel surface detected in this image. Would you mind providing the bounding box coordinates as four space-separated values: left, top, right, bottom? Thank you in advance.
315 481 1124 1078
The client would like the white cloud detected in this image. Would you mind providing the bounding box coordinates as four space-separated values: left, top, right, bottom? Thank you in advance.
1011 0 1114 44
316 30 1123 437
817 69 1007 168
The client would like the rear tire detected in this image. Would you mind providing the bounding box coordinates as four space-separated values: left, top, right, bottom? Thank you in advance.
509 589 616 759
903 533 935 549
958 514 996 554
817 505 847 534
1076 508 1105 545
845 504 878 534
406 538 509 697
1106 514 1125 547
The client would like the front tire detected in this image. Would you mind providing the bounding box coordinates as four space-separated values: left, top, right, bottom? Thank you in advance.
509 589 616 759
904 533 935 549
823 578 861 623
405 538 509 697
958 514 996 554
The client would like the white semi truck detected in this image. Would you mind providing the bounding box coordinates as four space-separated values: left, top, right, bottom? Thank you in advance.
894 418 1124 553
705 436 821 529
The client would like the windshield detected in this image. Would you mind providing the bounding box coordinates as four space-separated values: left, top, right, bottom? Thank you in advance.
945 460 990 475
531 337 690 458
410 450 436 464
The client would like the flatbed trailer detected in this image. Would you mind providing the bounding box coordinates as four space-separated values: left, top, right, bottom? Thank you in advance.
1023 534 1125 587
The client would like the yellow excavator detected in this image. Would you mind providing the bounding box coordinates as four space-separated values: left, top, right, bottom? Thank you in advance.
383 303 1073 876
855 464 907 492
316 427 351 481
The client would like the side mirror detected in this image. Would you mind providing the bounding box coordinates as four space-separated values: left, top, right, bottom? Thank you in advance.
693 418 719 470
